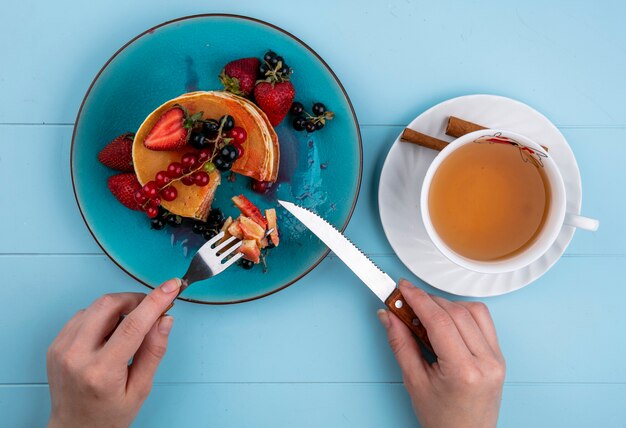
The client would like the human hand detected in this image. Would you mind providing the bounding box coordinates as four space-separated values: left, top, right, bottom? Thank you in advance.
377 280 505 428
46 278 181 428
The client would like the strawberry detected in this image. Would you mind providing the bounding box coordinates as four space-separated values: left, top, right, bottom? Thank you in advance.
265 208 279 247
254 81 295 126
232 195 268 228
219 57 260 97
239 239 261 263
144 105 202 151
98 133 135 171
254 53 295 126
107 173 143 211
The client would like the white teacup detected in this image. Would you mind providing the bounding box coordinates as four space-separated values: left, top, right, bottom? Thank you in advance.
420 129 599 274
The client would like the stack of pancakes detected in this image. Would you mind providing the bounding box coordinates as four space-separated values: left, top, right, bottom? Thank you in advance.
133 91 279 220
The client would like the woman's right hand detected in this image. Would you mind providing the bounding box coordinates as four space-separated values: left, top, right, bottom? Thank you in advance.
377 280 506 428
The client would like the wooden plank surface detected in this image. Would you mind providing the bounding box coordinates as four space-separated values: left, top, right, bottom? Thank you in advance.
1 0 625 426
2 383 626 428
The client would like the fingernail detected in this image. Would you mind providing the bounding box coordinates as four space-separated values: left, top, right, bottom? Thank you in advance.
399 279 414 289
159 316 174 335
161 278 181 294
377 309 391 329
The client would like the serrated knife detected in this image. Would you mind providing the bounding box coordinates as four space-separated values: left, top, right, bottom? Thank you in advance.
278 200 432 351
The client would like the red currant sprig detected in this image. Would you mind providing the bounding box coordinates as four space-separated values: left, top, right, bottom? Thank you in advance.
134 148 218 218
135 115 248 219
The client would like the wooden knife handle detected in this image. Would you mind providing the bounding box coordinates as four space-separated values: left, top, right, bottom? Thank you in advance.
385 288 433 353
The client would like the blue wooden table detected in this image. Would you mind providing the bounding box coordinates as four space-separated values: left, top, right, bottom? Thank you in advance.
2 1 625 427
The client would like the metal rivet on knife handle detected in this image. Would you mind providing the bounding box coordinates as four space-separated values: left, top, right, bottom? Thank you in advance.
384 288 433 354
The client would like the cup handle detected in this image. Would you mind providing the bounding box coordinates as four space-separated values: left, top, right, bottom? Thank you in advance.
564 212 599 231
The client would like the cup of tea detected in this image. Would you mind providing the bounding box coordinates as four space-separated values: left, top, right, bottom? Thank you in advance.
420 129 598 274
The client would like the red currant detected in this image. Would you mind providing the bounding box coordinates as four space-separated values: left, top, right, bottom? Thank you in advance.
181 175 195 186
148 197 161 207
160 186 178 201
146 206 159 218
167 162 184 178
193 171 210 186
227 126 247 145
155 171 171 187
252 180 273 194
181 153 199 169
143 181 159 198
233 142 244 158
198 148 212 162
134 189 147 204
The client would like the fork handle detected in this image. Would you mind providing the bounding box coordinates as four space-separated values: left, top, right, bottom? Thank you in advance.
161 277 191 315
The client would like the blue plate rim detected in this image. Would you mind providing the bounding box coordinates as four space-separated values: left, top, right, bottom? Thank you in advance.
70 13 363 305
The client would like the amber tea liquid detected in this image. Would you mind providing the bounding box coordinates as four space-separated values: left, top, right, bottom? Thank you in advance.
428 141 551 261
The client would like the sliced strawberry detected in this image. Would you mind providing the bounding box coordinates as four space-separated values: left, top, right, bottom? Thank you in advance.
107 173 142 211
227 219 243 240
254 81 295 126
232 195 268 228
144 106 192 151
220 57 260 97
265 208 279 247
239 239 261 263
239 216 266 242
98 133 134 171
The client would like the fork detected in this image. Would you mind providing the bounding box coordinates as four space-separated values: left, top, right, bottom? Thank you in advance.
166 227 274 307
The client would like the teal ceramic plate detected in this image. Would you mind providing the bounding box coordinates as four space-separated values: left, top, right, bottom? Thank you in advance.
72 14 362 304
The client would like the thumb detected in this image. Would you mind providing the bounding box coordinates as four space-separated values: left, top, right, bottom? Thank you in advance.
378 309 428 382
127 315 174 399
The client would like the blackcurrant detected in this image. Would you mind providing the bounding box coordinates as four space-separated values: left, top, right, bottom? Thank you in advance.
214 157 232 171
290 101 304 116
192 221 205 234
259 63 268 76
202 119 220 137
275 56 284 65
293 117 307 131
208 208 225 226
166 215 183 227
312 102 326 116
220 145 238 161
305 121 316 133
280 65 289 75
264 50 276 62
203 229 217 241
150 217 166 230
269 56 279 66
157 206 168 220
240 259 255 269
314 121 325 130
189 132 208 149
220 115 235 131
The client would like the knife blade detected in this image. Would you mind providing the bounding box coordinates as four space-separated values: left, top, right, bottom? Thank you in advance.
278 200 432 351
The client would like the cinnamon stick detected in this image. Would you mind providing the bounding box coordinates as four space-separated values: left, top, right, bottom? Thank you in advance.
402 116 549 153
445 116 548 152
400 128 449 151
446 116 486 138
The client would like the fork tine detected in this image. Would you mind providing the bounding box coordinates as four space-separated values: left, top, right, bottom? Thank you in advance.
207 230 225 246
213 235 239 253
217 240 244 261
221 252 244 270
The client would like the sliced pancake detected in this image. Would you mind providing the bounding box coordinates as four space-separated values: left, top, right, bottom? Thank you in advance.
133 91 279 220
212 91 280 182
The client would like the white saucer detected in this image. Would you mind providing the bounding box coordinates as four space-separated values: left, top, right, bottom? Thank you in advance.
378 94 583 297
